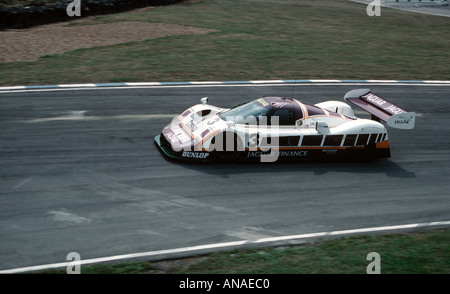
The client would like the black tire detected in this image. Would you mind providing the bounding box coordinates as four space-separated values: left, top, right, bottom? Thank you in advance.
210 132 242 162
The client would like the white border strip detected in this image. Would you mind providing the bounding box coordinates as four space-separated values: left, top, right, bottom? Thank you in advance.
1 220 449 274
1 80 450 92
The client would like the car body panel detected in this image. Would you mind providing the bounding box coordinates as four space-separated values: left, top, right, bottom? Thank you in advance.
155 89 413 163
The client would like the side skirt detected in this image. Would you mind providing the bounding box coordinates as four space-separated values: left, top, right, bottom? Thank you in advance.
240 147 390 162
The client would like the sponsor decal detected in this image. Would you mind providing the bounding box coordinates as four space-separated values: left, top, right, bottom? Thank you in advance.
207 117 220 125
247 151 266 158
280 150 308 157
322 149 337 155
362 93 388 107
272 102 287 109
247 150 308 158
185 120 197 131
383 105 406 115
303 121 316 128
182 151 209 159
256 98 268 107
394 119 410 124
166 133 175 141
386 112 415 129
362 93 407 115
363 93 386 107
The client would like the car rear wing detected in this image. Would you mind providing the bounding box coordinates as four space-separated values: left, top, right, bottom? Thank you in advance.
344 89 416 129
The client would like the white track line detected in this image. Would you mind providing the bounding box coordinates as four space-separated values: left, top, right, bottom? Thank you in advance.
1 80 450 94
1 83 450 95
1 220 449 274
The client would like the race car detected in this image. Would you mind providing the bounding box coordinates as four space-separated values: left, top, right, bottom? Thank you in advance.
154 89 415 162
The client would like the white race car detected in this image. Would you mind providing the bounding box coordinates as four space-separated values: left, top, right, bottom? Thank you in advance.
154 89 415 162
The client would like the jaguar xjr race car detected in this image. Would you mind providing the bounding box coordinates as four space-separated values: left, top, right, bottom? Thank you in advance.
154 89 415 162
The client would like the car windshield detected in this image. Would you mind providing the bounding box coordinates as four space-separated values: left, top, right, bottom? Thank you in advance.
218 100 270 124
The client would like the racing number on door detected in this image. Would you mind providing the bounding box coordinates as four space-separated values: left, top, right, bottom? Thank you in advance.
207 117 220 125
249 133 259 149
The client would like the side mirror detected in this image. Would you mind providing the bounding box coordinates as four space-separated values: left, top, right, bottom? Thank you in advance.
201 97 208 105
315 121 330 134
226 121 235 128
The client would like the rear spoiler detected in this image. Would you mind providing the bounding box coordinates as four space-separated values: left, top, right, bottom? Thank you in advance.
344 89 416 129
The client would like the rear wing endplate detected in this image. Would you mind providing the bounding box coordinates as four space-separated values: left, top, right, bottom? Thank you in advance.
344 89 416 129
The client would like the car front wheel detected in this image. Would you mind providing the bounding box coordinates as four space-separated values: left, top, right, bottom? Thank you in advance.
209 132 242 162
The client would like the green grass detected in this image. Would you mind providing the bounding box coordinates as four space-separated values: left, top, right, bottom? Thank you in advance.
1 0 449 86
36 228 450 274
39 261 154 274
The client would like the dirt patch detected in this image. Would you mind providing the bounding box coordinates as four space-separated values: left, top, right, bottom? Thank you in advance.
0 19 216 62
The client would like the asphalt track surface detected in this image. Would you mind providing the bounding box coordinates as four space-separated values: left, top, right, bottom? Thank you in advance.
349 0 450 17
1 83 449 271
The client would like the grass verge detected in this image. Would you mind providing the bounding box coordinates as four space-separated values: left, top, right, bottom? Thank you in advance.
0 0 449 86
36 228 450 274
